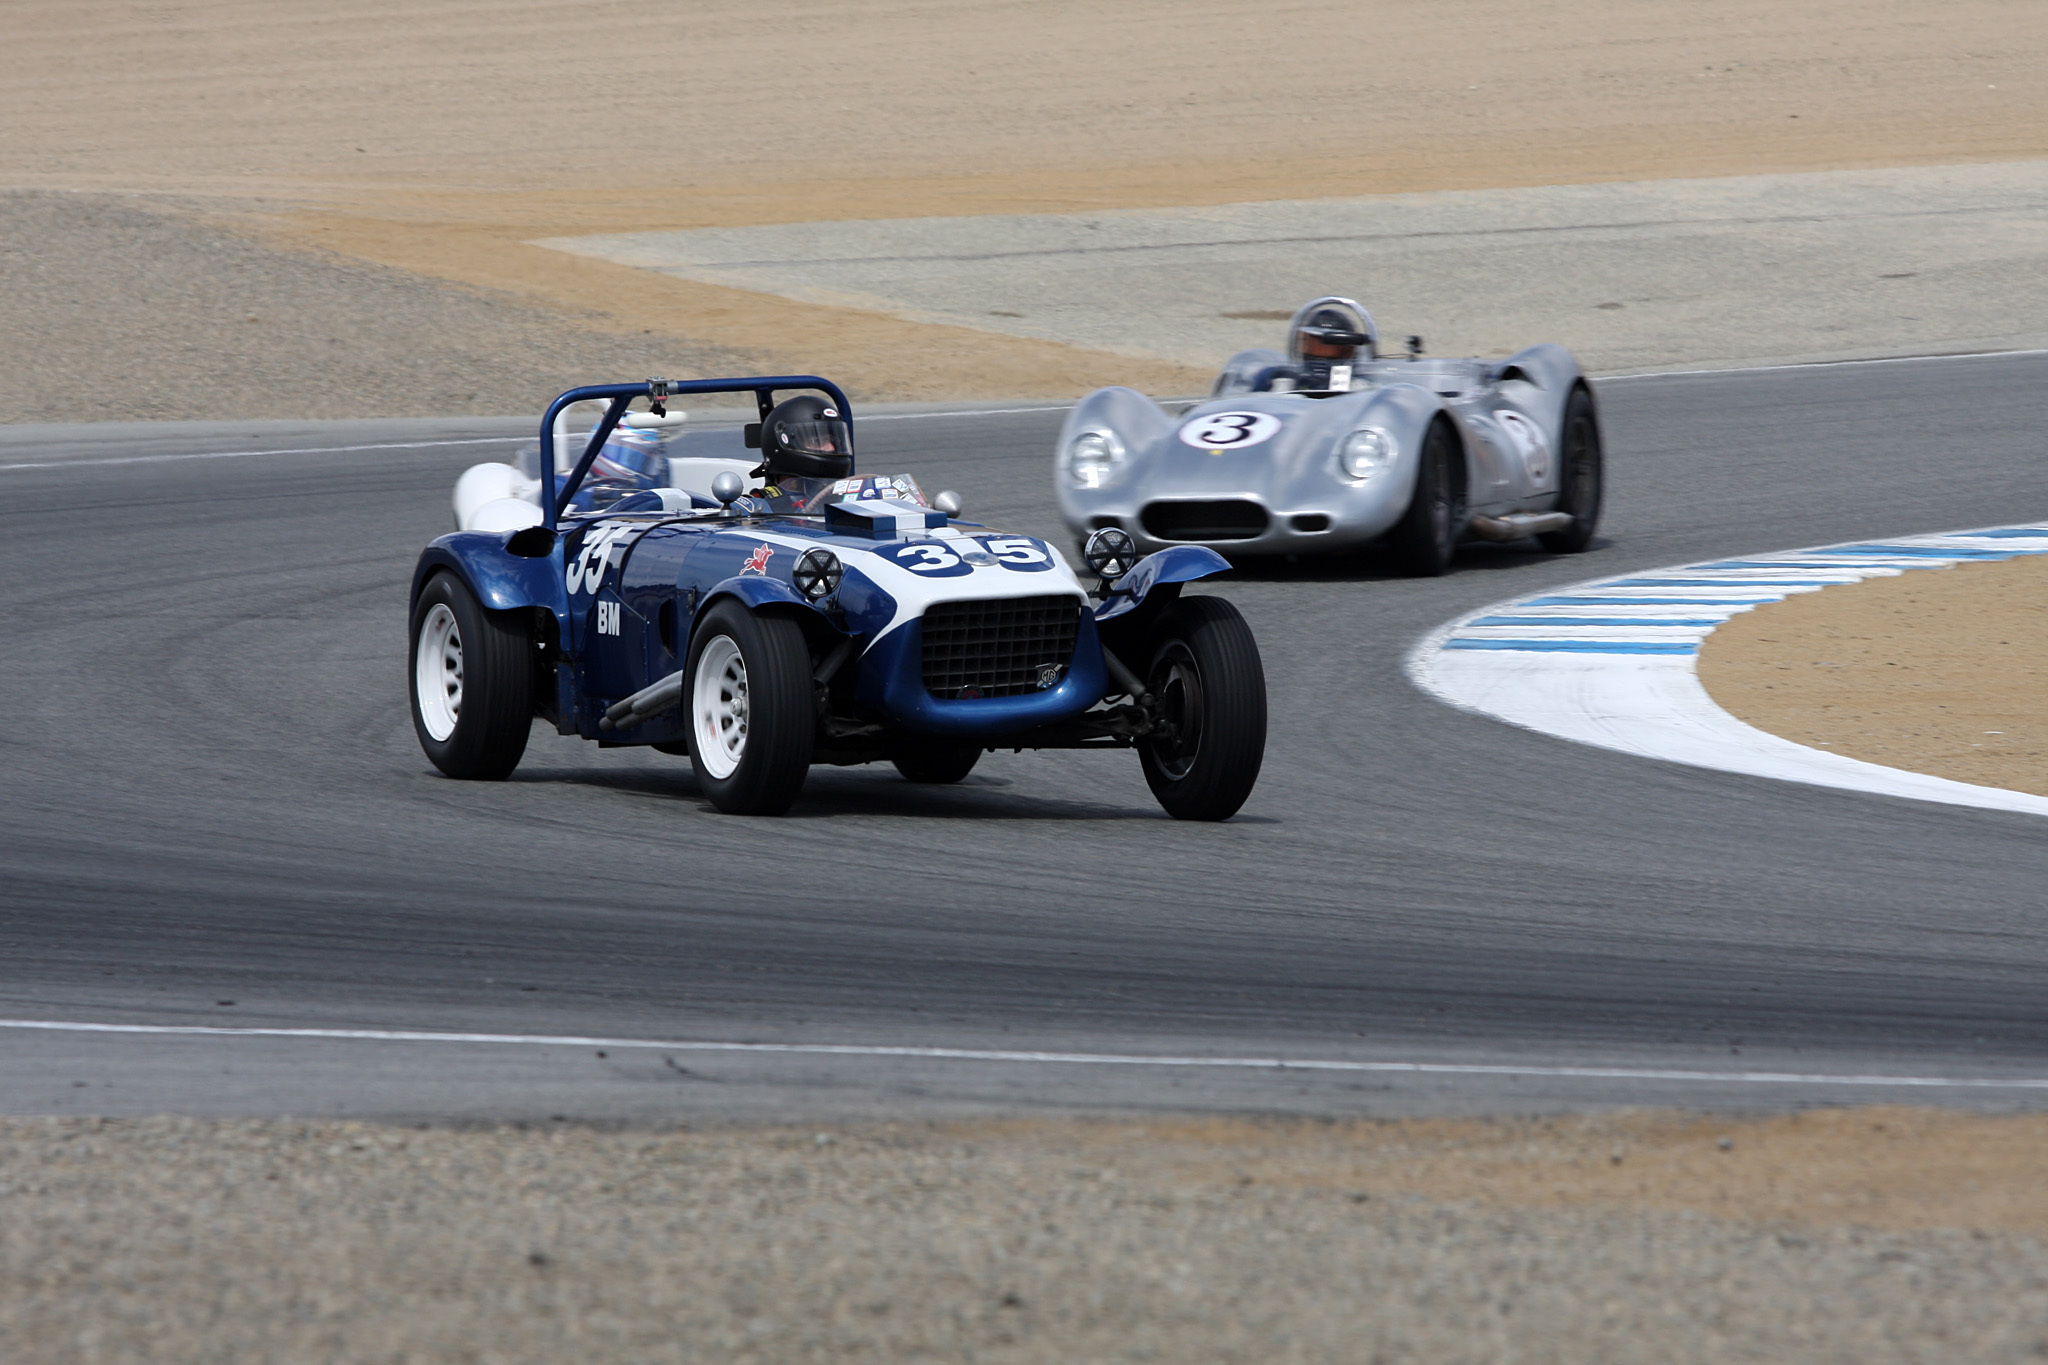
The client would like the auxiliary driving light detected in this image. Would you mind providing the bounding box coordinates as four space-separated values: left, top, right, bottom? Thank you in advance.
793 548 843 600
1082 526 1138 580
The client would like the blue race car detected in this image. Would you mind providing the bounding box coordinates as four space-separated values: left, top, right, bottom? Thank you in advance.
409 376 1267 818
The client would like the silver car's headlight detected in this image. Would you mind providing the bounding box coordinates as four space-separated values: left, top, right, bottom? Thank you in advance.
1065 429 1125 489
1337 427 1393 482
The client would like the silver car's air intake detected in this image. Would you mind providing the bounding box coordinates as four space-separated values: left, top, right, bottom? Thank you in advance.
1140 500 1270 542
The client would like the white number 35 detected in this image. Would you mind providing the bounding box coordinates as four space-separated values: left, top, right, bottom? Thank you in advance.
897 543 961 572
984 537 1049 565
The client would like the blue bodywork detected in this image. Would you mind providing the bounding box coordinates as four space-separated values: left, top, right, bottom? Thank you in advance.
410 377 1229 755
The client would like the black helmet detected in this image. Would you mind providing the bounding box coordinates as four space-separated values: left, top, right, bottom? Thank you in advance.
759 394 853 479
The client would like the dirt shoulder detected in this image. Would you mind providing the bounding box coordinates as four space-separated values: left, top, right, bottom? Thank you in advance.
1699 555 2048 796
5 0 2045 409
5 1109 2046 1363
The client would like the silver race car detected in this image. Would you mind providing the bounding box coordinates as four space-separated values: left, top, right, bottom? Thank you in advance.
1054 297 1604 575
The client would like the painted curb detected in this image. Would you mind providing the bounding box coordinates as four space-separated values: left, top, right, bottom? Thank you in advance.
1406 525 2048 817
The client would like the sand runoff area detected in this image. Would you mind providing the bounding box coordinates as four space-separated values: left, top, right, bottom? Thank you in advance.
7 1 2048 1355
5 0 2047 408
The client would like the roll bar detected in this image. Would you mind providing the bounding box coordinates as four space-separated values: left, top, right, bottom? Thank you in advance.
537 375 853 530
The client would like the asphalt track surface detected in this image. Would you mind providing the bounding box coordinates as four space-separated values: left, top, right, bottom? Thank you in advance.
5 354 2048 1122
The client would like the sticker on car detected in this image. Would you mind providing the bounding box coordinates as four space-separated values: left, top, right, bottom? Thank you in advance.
1178 411 1284 451
565 522 633 596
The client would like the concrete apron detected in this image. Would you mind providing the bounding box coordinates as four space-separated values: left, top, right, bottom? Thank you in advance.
537 161 2048 375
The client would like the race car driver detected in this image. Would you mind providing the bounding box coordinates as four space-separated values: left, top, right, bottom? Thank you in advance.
746 394 855 511
1287 306 1372 392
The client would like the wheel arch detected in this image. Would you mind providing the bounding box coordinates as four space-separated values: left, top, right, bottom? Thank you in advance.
410 535 566 618
692 575 847 661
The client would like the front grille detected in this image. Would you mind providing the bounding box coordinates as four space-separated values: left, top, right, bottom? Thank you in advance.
922 595 1081 699
1141 499 1270 541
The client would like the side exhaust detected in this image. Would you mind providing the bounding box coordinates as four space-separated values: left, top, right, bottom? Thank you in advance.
599 671 683 731
1467 511 1573 543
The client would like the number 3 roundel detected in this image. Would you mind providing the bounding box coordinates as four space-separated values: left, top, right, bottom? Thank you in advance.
1177 411 1283 451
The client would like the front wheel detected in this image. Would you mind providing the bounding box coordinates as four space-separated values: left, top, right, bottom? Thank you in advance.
1538 385 1603 553
409 571 534 780
685 603 816 814
1138 597 1267 821
1389 418 1464 577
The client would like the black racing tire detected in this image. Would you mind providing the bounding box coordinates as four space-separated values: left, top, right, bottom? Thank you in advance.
1137 596 1267 821
1389 417 1464 577
1538 385 1604 554
409 571 534 780
891 740 982 785
684 602 815 815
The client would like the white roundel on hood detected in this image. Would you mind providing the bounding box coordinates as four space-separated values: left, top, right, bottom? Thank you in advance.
1178 411 1284 451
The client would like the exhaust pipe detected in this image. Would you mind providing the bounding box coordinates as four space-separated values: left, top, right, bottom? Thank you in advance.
599 671 683 731
1467 511 1573 543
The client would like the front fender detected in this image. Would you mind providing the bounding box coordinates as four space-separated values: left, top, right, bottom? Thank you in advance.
410 531 568 617
695 573 826 623
1055 387 1176 528
1095 546 1230 622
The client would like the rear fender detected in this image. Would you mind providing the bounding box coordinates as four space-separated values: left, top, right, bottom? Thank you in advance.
1491 343 1589 431
410 531 568 618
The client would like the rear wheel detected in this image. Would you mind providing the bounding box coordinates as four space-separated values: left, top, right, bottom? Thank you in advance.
891 740 982 785
409 571 533 780
1389 418 1464 576
685 603 815 814
1538 385 1603 553
1138 597 1267 821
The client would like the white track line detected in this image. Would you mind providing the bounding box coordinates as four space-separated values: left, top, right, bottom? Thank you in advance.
2 1018 2043 1090
12 349 2043 473
1597 346 2048 383
0 406 1074 475
1409 523 2048 816
0 434 524 473
861 404 1075 421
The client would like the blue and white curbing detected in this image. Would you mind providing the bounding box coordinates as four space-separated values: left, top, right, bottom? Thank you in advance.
1407 525 2048 817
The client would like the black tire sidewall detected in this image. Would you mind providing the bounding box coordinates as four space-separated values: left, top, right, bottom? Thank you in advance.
1137 597 1267 820
1391 419 1461 576
684 602 816 814
408 571 533 780
1538 385 1603 553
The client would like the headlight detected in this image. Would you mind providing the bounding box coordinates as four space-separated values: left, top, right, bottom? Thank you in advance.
792 548 843 601
1066 429 1125 488
1082 526 1137 580
1337 428 1393 481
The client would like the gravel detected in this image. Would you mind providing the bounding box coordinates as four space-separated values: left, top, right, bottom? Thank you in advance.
4 1115 2045 1364
0 191 752 424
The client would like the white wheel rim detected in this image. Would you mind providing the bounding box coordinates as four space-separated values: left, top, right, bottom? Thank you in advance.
415 603 463 742
690 634 748 779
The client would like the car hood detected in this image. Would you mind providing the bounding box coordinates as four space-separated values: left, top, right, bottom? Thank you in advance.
688 516 1087 639
1131 391 1387 497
